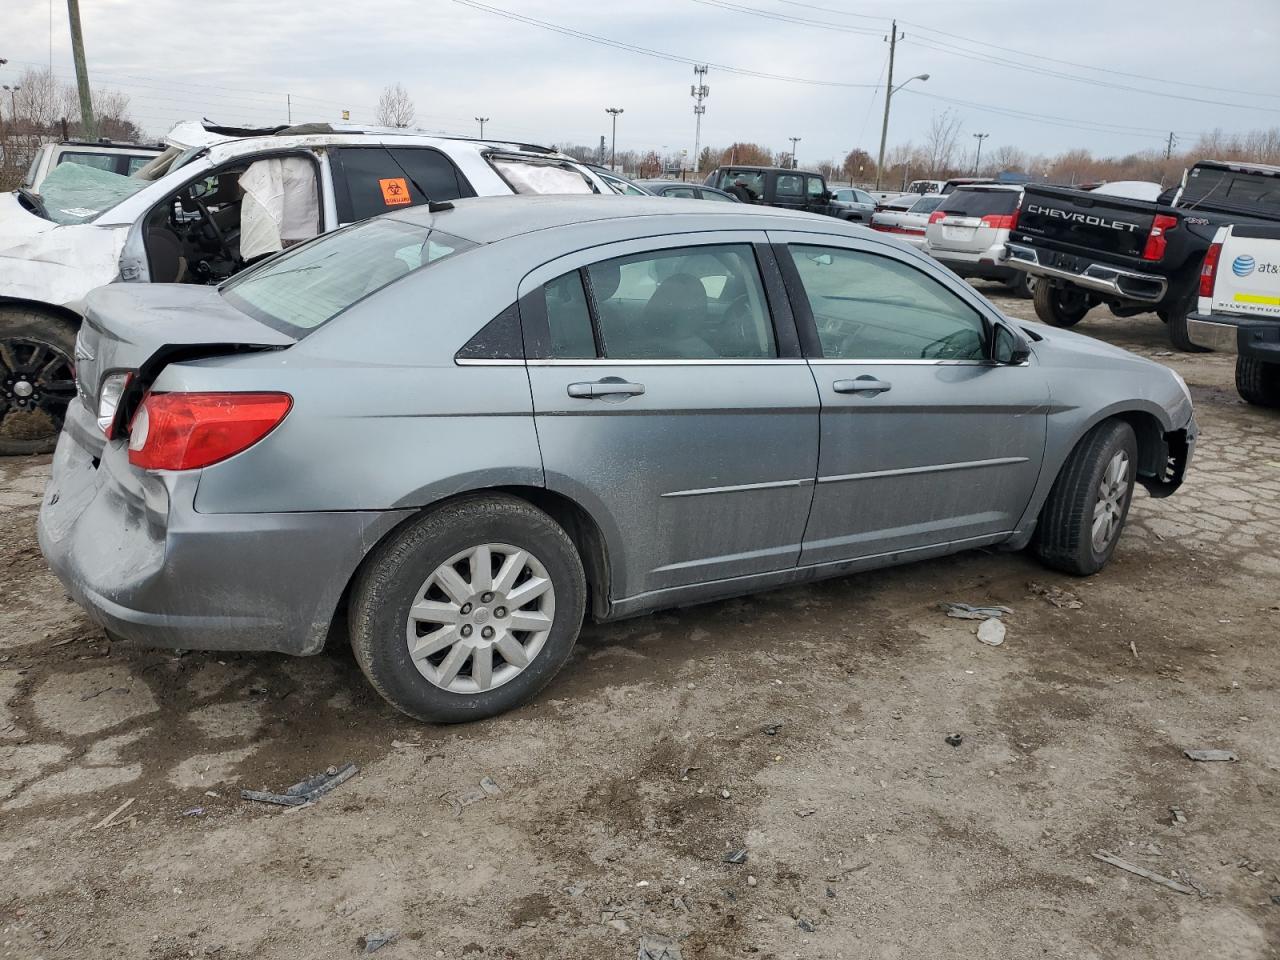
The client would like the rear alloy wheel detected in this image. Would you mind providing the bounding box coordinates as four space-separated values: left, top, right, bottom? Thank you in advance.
1034 419 1138 576
350 495 586 723
1236 357 1280 408
0 308 79 456
1032 281 1091 327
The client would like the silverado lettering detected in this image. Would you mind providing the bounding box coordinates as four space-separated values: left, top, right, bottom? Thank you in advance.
1025 204 1140 233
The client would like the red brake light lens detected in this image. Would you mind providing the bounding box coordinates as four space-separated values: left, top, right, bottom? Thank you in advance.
127 392 292 471
1199 241 1223 298
980 214 1014 229
928 210 946 224
1142 213 1179 261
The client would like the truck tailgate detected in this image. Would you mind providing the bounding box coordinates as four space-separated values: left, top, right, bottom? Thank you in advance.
1213 224 1280 317
1016 185 1157 261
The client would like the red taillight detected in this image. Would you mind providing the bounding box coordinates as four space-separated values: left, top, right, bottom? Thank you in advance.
1142 213 1179 261
1199 241 1223 298
127 392 292 471
928 210 946 224
980 214 1014 229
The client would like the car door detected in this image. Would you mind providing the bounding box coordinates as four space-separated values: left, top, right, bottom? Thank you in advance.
520 232 819 603
769 231 1050 566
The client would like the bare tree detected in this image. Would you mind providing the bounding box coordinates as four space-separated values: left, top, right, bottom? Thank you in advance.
922 110 963 176
376 83 415 128
14 67 61 131
985 144 1027 176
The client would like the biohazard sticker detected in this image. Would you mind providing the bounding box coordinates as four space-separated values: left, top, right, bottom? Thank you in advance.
379 177 411 206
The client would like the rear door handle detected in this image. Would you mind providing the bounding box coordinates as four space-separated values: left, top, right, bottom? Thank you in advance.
833 376 892 395
567 378 646 399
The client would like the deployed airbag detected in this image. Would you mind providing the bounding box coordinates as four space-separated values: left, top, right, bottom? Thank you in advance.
239 157 320 262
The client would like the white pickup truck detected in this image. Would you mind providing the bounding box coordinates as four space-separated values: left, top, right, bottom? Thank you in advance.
1186 224 1280 407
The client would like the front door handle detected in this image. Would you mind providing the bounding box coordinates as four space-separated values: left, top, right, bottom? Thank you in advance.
833 376 892 395
567 377 646 399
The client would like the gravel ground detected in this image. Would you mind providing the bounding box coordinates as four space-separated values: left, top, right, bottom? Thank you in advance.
1 288 1278 960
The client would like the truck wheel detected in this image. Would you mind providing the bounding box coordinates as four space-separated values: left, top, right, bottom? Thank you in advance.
0 307 79 457
1033 419 1138 576
349 494 587 724
1006 271 1033 299
1032 282 1090 327
1158 299 1209 353
1236 357 1280 408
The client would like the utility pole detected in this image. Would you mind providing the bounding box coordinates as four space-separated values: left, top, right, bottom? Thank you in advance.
972 132 989 175
1165 131 1178 160
788 137 801 169
598 135 606 165
287 94 292 124
66 0 96 139
691 65 709 177
475 116 489 138
606 107 623 170
875 20 902 191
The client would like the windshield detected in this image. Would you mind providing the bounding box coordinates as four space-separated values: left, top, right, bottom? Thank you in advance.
36 161 151 224
909 195 945 214
221 217 474 334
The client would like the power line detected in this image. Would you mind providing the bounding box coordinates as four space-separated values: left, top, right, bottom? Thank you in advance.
765 0 1280 101
689 0 881 36
448 0 882 88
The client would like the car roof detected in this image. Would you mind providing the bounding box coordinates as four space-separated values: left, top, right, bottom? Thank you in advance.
948 184 1023 193
714 165 824 176
384 194 845 244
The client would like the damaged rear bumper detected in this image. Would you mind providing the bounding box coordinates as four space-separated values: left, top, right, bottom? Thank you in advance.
37 404 412 655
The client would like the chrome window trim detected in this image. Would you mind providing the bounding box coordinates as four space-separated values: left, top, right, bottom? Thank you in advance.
662 477 813 499
525 358 807 366
818 456 1030 485
807 358 987 366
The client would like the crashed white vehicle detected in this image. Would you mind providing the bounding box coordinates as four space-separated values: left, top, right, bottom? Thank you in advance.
0 120 621 454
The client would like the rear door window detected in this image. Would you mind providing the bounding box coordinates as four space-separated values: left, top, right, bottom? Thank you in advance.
664 186 697 198
332 146 474 224
776 174 803 198
543 270 598 358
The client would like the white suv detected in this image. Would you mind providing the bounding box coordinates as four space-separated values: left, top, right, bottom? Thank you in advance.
923 184 1029 296
0 120 620 454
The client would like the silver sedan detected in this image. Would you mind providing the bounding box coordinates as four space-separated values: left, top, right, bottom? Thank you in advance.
39 196 1197 722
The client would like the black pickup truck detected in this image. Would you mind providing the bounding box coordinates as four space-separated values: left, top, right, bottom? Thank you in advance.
1005 160 1280 350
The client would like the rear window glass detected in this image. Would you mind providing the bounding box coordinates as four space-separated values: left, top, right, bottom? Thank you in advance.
221 218 474 333
488 156 595 195
1181 167 1280 214
937 188 1019 217
910 195 945 214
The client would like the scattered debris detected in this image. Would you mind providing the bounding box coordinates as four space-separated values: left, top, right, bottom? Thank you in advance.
1184 749 1238 762
945 733 964 748
825 862 871 882
797 917 816 932
91 797 135 831
564 885 585 897
358 930 398 954
1091 851 1195 894
677 765 699 781
479 776 502 796
1271 895 1280 906
940 602 1012 621
240 762 359 807
1027 581 1083 609
1130 640 1140 660
1170 806 1187 825
79 686 128 702
638 933 682 960
976 619 1006 646
746 875 757 887
672 896 689 913
723 848 748 864
795 808 817 818
181 807 205 818
825 886 836 898
440 775 503 816
763 722 784 736
720 788 731 800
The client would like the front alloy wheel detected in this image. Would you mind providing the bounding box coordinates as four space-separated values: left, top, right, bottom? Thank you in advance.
0 308 79 456
1091 450 1131 554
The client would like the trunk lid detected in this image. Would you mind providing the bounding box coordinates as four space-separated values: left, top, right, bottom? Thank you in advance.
76 284 294 423
1015 184 1157 260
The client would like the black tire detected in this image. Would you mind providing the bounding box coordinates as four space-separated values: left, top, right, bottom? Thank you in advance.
1033 420 1138 576
349 494 587 723
1236 356 1280 408
1158 273 1209 353
1006 270 1033 299
0 306 79 456
1032 281 1090 327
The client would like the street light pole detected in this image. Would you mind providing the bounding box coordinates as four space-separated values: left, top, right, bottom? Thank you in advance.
874 21 929 191
972 132 989 175
605 107 623 170
788 137 801 169
475 116 489 138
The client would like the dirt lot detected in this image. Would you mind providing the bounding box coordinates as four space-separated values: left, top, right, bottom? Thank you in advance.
2 290 1279 960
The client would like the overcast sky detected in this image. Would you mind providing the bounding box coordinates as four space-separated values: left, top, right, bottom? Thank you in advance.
5 0 1279 166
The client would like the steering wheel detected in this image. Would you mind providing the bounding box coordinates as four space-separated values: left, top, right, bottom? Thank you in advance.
722 295 758 353
920 328 981 360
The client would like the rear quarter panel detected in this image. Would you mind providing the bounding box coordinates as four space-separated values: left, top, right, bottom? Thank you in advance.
171 248 544 514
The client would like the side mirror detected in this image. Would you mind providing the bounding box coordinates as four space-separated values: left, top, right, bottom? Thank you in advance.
991 322 1032 364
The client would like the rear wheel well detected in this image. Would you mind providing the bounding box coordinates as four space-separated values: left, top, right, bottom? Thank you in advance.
0 297 83 328
328 486 612 650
